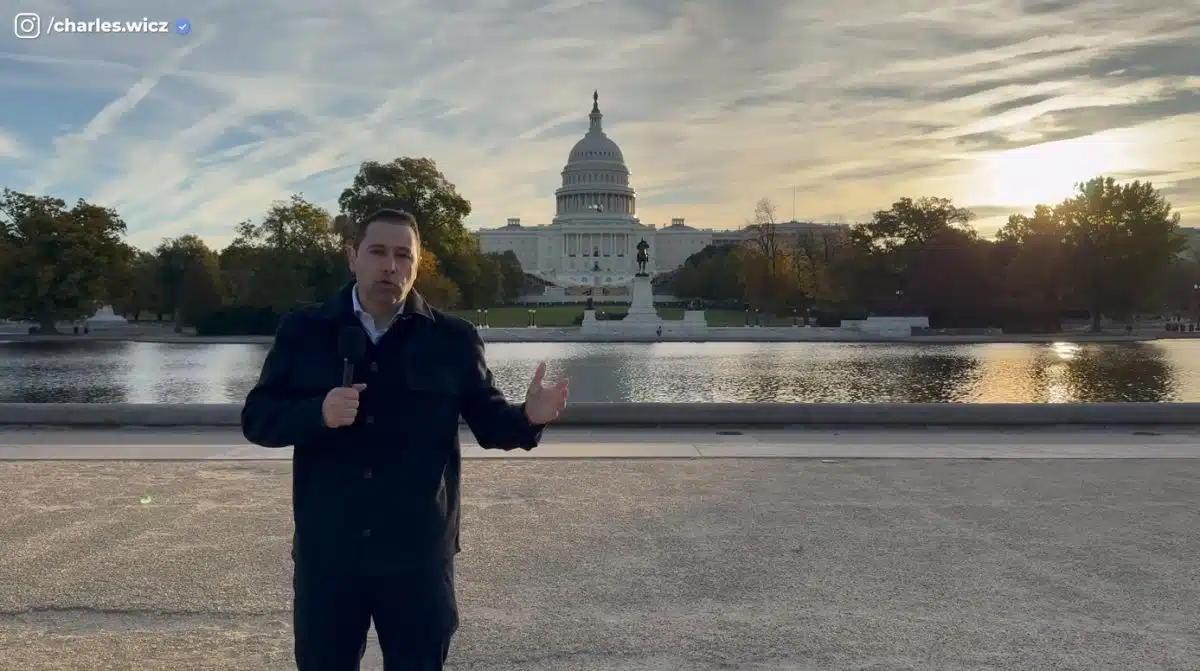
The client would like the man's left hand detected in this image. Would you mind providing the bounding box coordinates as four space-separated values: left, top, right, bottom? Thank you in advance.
524 361 569 425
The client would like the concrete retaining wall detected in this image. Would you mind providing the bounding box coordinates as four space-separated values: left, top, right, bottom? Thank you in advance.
1 403 1199 427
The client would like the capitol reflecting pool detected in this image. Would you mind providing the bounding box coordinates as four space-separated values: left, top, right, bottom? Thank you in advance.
2 339 1199 404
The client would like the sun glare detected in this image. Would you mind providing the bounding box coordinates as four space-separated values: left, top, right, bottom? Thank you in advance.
965 128 1153 209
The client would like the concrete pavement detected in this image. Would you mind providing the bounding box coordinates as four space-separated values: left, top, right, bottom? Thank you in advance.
4 426 1200 459
0 428 1197 670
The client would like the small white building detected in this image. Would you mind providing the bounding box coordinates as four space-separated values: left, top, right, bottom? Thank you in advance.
473 92 843 293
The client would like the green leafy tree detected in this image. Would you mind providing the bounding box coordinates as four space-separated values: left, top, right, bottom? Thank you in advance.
846 196 975 309
226 194 348 311
0 189 133 332
153 235 223 330
111 250 163 321
904 227 1000 328
996 204 1061 246
1057 177 1185 329
337 157 478 300
672 245 744 302
490 250 526 304
996 205 1067 332
338 157 474 267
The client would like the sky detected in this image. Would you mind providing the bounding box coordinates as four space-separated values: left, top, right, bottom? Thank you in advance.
0 0 1197 251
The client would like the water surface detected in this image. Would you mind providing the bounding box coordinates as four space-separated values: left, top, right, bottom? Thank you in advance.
1 339 1195 404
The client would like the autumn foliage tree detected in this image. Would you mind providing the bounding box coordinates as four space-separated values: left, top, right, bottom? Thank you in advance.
738 198 801 311
414 249 461 309
0 189 133 332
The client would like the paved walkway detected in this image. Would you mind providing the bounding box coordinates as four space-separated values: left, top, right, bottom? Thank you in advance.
3 426 1200 459
0 429 1197 670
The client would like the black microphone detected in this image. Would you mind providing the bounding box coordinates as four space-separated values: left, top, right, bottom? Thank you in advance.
337 326 366 386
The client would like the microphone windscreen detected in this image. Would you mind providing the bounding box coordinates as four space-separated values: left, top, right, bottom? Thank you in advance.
337 326 366 363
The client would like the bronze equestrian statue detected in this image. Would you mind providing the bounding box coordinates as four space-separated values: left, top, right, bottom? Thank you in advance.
635 238 650 276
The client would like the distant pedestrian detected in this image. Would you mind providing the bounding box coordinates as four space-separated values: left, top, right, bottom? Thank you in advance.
241 208 570 670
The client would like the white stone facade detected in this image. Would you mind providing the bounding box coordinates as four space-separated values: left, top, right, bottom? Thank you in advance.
473 92 714 289
473 92 848 290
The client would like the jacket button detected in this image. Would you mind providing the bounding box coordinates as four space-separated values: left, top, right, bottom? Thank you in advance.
362 529 371 537
365 416 374 424
370 362 378 372
363 469 372 479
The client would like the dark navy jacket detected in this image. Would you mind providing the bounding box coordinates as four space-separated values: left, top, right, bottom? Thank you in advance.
241 283 543 568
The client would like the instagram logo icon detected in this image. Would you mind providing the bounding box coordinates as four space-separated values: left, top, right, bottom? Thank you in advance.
14 12 40 38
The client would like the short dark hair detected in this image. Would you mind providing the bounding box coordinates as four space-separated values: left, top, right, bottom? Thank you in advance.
350 208 420 248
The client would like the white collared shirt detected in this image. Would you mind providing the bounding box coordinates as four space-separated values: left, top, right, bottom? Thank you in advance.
351 283 403 344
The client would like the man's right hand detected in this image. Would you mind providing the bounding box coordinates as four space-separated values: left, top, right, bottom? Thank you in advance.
322 384 366 427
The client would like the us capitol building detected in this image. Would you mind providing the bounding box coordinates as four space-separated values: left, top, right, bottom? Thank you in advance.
473 92 833 297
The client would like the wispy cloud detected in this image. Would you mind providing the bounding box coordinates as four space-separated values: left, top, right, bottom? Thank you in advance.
0 129 24 159
0 0 1195 249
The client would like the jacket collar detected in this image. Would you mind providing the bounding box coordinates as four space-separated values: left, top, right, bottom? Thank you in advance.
321 281 434 323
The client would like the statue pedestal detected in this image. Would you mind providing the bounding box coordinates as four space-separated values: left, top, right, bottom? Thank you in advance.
624 275 659 323
579 274 710 339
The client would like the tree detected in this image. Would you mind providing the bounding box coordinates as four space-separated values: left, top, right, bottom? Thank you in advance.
487 251 525 304
111 250 163 322
218 242 258 308
1057 177 1185 329
905 228 1000 328
786 228 849 311
744 198 786 277
154 235 223 330
414 250 461 309
227 194 348 312
846 196 975 309
0 234 12 307
738 198 800 311
337 157 475 273
851 196 974 252
672 245 744 302
996 204 1061 246
0 189 133 332
996 205 1067 332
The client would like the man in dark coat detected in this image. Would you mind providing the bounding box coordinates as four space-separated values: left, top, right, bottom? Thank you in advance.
241 208 570 670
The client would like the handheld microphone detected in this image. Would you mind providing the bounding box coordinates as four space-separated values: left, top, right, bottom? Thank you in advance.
337 326 366 386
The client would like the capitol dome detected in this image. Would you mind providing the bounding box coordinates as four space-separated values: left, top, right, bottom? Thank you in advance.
554 91 637 221
567 91 625 164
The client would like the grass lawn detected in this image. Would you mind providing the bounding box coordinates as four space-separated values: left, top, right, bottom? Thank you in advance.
138 306 790 329
445 306 788 327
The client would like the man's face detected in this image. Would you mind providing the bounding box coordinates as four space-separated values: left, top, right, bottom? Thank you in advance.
347 220 419 304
